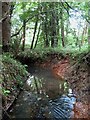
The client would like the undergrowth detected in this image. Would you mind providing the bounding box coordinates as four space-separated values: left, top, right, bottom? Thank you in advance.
17 47 89 63
0 53 28 107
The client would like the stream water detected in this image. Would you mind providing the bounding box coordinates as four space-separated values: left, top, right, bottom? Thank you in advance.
9 65 76 119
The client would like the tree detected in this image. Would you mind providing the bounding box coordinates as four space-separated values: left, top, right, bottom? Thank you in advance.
30 4 40 49
40 3 59 48
50 3 58 48
34 23 41 49
88 1 90 49
41 3 50 47
22 3 26 51
9 2 89 51
60 6 65 47
22 19 26 51
2 2 11 52
30 16 38 49
0 2 2 47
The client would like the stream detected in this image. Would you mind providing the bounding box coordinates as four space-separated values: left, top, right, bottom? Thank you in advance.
8 65 76 119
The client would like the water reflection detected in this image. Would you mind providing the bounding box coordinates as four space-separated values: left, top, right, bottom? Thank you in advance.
26 75 43 94
26 75 70 99
8 67 76 119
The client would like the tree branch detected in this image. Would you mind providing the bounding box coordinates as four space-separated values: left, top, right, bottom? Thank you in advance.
11 26 23 37
11 14 37 38
61 2 70 16
85 18 90 24
65 2 76 11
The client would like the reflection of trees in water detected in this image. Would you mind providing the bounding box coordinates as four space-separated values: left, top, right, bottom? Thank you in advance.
27 75 70 99
27 76 44 94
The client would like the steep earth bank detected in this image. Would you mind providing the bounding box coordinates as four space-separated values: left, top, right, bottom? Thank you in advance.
36 53 90 119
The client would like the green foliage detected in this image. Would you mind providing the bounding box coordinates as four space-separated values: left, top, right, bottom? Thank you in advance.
17 44 89 63
2 89 10 96
11 2 89 51
0 53 28 96
17 47 66 62
18 48 48 61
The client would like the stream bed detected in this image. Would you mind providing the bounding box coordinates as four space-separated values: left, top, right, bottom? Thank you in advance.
8 65 76 119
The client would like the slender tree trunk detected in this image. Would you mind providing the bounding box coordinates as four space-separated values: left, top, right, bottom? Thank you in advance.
88 1 90 49
22 20 26 51
0 2 2 115
44 20 49 47
0 2 2 51
44 6 49 47
61 8 65 47
34 24 41 49
56 10 59 47
51 3 58 48
30 17 38 49
2 2 11 52
65 18 69 45
55 3 59 47
50 10 54 47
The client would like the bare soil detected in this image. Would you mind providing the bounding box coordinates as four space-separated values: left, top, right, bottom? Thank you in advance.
38 54 90 119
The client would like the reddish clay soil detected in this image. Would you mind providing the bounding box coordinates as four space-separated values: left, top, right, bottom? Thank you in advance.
38 56 90 119
52 58 70 79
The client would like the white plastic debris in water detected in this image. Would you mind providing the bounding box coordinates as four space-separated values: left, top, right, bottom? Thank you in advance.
37 97 42 101
46 95 49 98
68 89 72 94
68 89 76 104
26 79 31 85
68 88 73 97
24 98 28 101
70 97 76 104
26 75 34 86
30 75 34 79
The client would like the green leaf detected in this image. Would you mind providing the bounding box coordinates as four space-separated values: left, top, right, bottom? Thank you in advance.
3 90 10 94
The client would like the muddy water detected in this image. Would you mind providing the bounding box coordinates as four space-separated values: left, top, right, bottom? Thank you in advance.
27 65 70 99
9 65 76 119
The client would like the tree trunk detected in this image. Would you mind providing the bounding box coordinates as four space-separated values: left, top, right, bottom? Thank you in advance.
44 20 49 47
34 24 41 49
61 8 65 47
0 2 2 51
51 14 58 47
56 9 59 47
65 18 69 45
22 20 26 51
30 16 38 49
44 6 49 47
50 3 58 48
2 2 11 52
88 1 90 49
